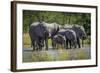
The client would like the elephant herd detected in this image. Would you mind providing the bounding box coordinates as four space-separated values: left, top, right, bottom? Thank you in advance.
29 21 87 51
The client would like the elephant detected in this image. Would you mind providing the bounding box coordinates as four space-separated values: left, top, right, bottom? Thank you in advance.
55 29 77 49
64 24 87 48
50 24 60 49
42 22 60 49
72 25 87 48
52 34 66 49
64 29 77 49
29 22 49 51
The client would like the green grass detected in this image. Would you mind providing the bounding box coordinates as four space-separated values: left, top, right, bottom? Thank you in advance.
23 33 31 45
76 49 89 59
80 39 91 45
31 52 53 62
48 38 52 46
58 51 70 60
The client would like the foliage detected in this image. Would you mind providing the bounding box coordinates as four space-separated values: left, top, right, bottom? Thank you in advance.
23 10 91 35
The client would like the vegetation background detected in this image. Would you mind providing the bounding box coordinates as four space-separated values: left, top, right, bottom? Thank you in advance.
23 10 91 35
23 10 91 48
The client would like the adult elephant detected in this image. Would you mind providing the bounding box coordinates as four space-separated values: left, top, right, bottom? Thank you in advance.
42 22 60 49
72 25 87 48
29 22 49 51
65 29 77 49
49 23 60 49
57 29 77 49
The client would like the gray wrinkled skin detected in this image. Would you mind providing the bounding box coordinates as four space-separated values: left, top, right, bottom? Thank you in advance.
29 22 49 51
72 25 87 48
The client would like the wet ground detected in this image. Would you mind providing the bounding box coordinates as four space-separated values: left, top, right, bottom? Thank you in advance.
23 45 91 62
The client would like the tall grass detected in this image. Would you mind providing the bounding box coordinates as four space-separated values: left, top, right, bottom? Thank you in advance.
23 33 31 45
23 33 31 48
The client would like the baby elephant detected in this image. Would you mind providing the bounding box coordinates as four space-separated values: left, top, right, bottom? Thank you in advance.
57 29 77 49
52 34 66 49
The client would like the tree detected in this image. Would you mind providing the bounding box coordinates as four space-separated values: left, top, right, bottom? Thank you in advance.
23 10 91 35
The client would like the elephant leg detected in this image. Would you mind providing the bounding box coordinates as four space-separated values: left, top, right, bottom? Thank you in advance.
32 40 35 51
33 43 35 51
66 40 68 49
35 41 38 50
64 41 66 49
31 41 32 47
38 42 42 51
37 40 41 51
40 45 42 51
39 39 44 51
35 42 38 51
53 43 55 49
52 40 55 49
69 40 71 49
37 44 40 51
38 44 41 51
82 39 84 47
39 45 41 51
71 41 73 49
61 43 64 49
77 38 81 48
71 41 75 49
45 39 48 50
57 44 59 50
74 41 77 48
